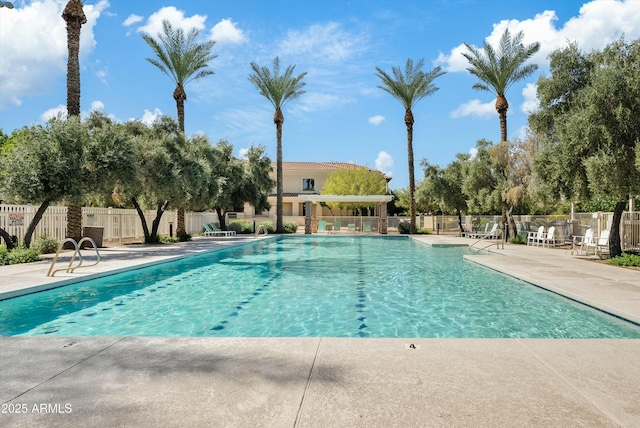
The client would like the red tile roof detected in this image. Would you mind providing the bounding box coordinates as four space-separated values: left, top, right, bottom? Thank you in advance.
275 161 374 172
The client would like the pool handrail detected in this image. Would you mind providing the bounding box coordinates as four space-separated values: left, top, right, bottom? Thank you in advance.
47 237 101 277
469 228 504 253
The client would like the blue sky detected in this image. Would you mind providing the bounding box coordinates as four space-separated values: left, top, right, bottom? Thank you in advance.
1 0 639 190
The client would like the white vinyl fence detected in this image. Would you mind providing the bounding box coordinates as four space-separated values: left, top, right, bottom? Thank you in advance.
0 204 218 246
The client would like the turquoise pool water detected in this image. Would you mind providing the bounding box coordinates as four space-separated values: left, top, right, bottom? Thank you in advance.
1 236 639 338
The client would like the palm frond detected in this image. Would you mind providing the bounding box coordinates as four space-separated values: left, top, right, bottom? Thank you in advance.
248 57 307 110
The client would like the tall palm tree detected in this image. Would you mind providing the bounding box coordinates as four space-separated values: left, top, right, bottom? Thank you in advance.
376 59 445 234
142 19 216 237
62 0 86 244
248 57 306 233
463 28 540 238
462 28 540 143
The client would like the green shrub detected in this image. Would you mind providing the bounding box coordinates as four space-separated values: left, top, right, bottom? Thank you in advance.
608 253 640 267
31 234 61 254
415 228 431 235
177 232 192 242
229 220 253 234
257 221 274 234
5 246 41 265
0 246 8 265
283 221 298 233
159 235 179 244
397 221 410 234
508 235 526 245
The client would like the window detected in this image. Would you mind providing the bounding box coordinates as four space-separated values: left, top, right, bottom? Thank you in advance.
302 178 315 191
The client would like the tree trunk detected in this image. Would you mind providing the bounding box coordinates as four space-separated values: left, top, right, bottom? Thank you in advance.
63 0 86 117
151 200 169 241
496 95 509 143
63 1 86 249
66 204 83 243
131 197 151 243
609 200 625 258
174 83 187 133
457 210 463 237
215 207 226 230
506 205 517 240
274 108 284 233
24 200 51 248
0 228 15 251
405 109 416 234
177 207 186 237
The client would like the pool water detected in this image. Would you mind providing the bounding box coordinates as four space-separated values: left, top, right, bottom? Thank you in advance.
1 236 640 338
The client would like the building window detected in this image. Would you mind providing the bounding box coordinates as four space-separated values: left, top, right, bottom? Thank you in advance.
302 178 315 191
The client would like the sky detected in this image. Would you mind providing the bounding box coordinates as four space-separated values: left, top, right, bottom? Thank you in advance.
1 0 639 190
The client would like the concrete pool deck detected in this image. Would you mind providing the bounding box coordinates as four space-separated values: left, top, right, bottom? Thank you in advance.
1 235 639 427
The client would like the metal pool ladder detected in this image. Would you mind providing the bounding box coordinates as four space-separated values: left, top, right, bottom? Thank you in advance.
47 237 101 277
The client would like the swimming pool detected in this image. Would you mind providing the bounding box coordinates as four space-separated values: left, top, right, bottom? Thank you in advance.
1 236 639 338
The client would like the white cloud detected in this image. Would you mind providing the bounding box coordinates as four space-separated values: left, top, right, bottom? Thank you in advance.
368 115 385 126
469 148 478 159
138 108 163 126
450 99 496 119
137 6 207 36
210 18 246 45
0 0 108 110
238 147 249 160
291 92 353 114
278 22 367 63
375 151 393 176
521 83 538 114
123 14 143 27
41 105 67 122
435 0 640 72
90 100 105 112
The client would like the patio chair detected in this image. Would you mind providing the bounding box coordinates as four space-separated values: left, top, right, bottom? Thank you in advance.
474 223 499 240
317 220 327 233
203 223 235 237
333 220 341 233
595 229 610 256
362 220 372 233
527 226 545 246
347 223 356 233
542 226 557 247
572 228 595 255
470 223 490 239
210 223 236 236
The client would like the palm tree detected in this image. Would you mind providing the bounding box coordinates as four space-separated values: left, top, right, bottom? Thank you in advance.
375 59 445 234
248 57 306 233
62 0 86 244
142 19 216 237
462 28 540 143
463 28 540 238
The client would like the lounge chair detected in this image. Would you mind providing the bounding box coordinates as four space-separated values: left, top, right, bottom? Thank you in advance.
595 229 610 256
210 223 236 236
542 226 556 247
333 220 341 234
527 226 545 246
347 223 356 233
474 223 499 240
317 220 327 233
572 228 595 255
470 223 490 239
203 223 235 237
362 220 372 233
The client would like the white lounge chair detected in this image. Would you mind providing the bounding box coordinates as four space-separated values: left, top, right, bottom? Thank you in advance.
572 228 595 255
527 226 545 246
595 229 610 256
542 226 557 247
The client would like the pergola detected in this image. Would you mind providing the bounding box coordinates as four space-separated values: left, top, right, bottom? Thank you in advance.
297 194 394 234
